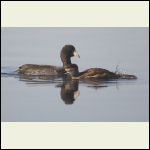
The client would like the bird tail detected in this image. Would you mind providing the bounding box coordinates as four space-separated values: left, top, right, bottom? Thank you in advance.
116 73 137 80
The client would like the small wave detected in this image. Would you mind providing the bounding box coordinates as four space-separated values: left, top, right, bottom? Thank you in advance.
1 66 18 75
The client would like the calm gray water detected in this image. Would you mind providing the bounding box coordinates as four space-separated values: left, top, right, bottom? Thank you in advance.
1 27 149 122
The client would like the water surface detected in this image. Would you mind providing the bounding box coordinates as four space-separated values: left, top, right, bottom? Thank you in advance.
1 27 149 122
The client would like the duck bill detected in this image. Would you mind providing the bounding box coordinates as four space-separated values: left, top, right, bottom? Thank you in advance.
73 50 80 58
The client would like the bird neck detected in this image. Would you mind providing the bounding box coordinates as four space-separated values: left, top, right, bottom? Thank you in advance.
61 55 71 66
63 58 71 66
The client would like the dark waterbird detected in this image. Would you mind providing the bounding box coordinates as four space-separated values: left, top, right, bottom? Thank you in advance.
17 45 80 76
65 64 137 80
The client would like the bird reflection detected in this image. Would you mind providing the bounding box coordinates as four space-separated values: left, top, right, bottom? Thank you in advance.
58 78 110 104
18 74 81 105
18 74 64 82
59 79 80 105
1 72 120 105
17 74 111 104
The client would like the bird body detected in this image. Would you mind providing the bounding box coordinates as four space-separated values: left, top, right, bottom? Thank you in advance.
65 64 137 80
18 64 64 76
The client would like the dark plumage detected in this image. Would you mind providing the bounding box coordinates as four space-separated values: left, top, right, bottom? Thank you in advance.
17 45 80 76
18 64 64 76
65 64 137 80
60 80 79 105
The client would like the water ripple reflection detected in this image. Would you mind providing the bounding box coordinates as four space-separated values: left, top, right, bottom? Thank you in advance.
1 66 137 105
